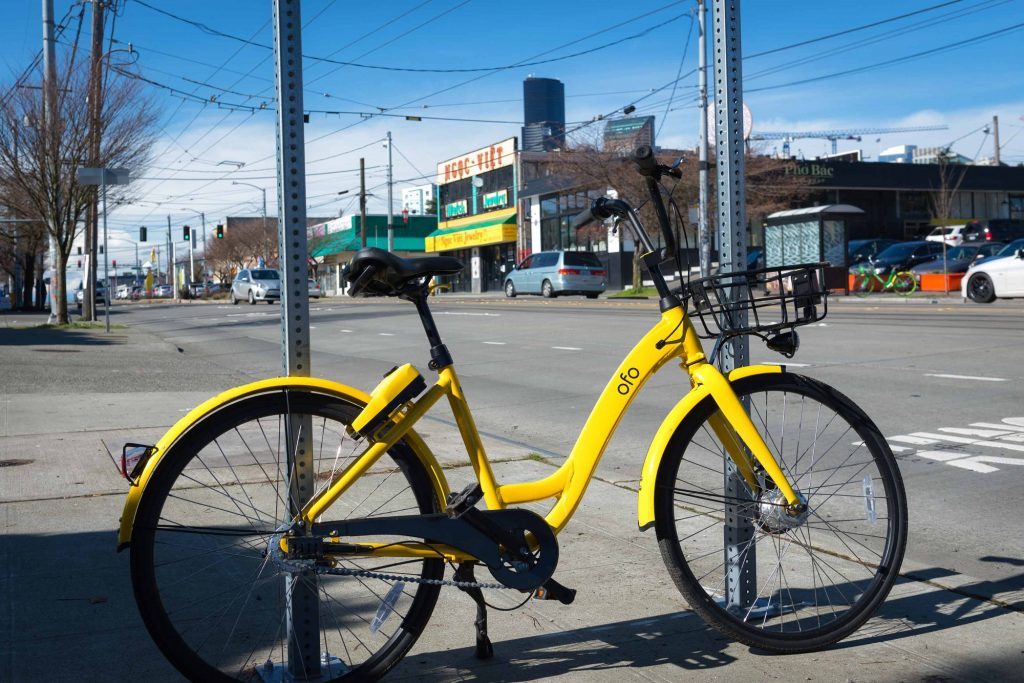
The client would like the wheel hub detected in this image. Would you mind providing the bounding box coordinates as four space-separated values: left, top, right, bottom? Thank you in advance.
755 490 809 534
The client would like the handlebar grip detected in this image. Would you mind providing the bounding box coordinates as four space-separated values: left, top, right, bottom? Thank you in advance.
633 145 659 177
569 208 595 232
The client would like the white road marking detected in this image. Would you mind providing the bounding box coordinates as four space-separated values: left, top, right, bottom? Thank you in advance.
971 421 1024 433
924 373 1006 382
938 427 1012 438
890 418 1024 474
764 362 810 367
552 346 581 351
436 311 500 317
482 341 506 345
889 435 938 445
309 326 316 330
379 333 394 336
339 329 352 333
910 432 1024 453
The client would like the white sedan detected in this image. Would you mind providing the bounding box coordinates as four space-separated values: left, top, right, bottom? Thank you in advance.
962 248 1024 303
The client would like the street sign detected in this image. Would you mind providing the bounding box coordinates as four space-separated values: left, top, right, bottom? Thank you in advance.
76 167 130 186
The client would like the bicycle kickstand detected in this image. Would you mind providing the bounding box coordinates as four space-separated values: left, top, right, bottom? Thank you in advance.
454 562 494 659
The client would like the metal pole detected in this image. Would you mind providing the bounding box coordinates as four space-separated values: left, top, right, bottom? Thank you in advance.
993 115 1000 166
360 157 367 248
43 0 59 323
166 215 171 286
200 212 207 282
386 131 394 252
272 0 318 677
261 187 267 236
697 0 711 277
712 0 755 613
102 171 110 332
188 226 194 291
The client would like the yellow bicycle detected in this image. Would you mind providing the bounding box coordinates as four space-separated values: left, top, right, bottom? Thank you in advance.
116 149 907 682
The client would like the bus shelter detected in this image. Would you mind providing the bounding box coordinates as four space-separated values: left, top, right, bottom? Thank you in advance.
763 204 866 292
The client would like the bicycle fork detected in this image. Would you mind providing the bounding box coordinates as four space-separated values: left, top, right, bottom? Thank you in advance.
689 363 805 514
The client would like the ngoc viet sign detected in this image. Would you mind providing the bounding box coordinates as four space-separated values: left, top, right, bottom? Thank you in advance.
437 137 516 185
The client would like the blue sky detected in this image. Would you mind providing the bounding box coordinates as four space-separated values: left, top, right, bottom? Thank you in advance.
2 0 1022 264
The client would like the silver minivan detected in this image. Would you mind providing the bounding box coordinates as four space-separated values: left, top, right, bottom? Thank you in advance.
504 250 606 298
231 268 281 304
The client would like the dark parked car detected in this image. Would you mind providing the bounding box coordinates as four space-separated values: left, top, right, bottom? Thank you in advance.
973 238 1024 266
849 240 944 276
962 219 1024 244
908 242 1004 282
848 238 899 265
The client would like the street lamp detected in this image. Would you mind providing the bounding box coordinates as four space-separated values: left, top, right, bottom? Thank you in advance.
232 181 268 237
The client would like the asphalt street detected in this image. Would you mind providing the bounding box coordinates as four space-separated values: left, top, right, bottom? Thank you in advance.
2 293 1023 681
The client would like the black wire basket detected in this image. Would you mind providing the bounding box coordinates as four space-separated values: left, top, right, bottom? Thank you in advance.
682 263 828 339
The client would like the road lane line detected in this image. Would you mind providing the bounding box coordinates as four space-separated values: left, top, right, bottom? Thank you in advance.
339 329 352 333
889 435 938 445
923 373 1006 382
971 421 1024 433
379 333 394 336
910 432 1024 453
482 341 506 345
764 362 810 367
552 346 581 351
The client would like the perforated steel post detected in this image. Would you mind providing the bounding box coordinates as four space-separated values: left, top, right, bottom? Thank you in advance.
712 0 756 612
272 0 318 678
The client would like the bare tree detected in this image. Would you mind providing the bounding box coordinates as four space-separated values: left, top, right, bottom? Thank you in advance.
929 149 968 294
0 58 157 323
545 130 813 288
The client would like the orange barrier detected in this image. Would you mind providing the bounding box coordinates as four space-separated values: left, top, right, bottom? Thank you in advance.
919 273 964 292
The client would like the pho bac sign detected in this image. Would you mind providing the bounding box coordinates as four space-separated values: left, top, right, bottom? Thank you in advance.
437 137 516 185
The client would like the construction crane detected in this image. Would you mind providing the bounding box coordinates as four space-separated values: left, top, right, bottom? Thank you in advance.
750 125 949 156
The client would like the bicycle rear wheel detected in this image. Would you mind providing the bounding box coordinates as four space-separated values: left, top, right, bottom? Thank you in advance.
654 372 907 652
852 270 875 298
130 391 444 682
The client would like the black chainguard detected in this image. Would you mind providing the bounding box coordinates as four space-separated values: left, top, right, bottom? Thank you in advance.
454 562 494 660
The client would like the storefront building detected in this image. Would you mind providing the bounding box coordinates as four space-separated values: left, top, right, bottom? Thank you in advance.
780 160 1024 240
427 138 518 293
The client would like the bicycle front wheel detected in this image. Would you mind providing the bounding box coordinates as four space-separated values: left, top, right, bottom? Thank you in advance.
892 272 916 296
654 372 907 652
130 391 444 682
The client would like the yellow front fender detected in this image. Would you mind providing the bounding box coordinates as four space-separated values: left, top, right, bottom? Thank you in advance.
116 377 450 550
637 364 783 531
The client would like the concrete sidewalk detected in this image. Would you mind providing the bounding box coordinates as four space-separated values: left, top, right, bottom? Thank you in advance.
1 320 1020 682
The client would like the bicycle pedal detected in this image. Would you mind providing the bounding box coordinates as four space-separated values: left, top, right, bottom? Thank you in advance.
534 578 576 605
445 483 483 518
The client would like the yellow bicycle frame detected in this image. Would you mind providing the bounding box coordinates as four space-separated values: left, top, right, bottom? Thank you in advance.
118 304 798 558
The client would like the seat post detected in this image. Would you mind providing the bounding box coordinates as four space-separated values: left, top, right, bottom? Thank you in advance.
412 293 453 369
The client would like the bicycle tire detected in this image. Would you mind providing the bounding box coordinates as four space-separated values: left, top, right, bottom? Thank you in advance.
130 391 444 682
852 269 875 298
892 272 916 296
654 372 907 653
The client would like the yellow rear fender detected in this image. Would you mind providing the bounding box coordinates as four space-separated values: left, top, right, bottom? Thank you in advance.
116 377 450 550
637 364 783 531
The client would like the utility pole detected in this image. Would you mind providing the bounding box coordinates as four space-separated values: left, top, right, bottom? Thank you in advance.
386 131 394 251
993 115 1001 166
165 215 171 287
85 0 106 321
188 226 194 291
200 212 207 281
360 157 367 248
697 0 711 277
42 0 59 322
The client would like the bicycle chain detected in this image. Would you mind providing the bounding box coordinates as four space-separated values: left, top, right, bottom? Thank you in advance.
270 532 515 591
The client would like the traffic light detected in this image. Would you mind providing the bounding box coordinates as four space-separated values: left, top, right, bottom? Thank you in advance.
215 224 224 239
183 225 191 241
140 226 147 242
112 259 117 268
